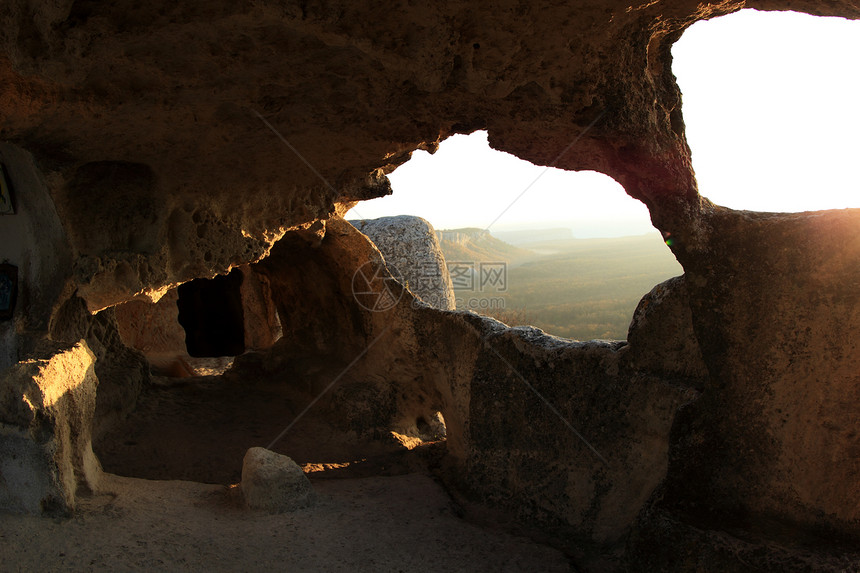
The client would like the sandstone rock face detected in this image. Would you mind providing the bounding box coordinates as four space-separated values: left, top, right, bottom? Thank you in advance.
241 447 314 513
238 266 283 350
114 290 186 359
48 297 149 439
661 209 860 538
0 1 859 569
230 219 699 568
0 340 101 514
0 143 75 372
352 216 456 310
622 275 708 389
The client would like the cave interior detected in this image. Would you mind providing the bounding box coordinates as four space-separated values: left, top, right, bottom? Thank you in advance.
0 1 859 571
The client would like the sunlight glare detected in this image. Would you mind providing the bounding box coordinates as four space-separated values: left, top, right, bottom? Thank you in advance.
672 9 860 212
349 131 654 238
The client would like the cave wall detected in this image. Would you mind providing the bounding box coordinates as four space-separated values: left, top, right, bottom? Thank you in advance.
7 0 860 316
664 208 860 538
0 0 859 569
243 214 860 568
232 218 705 567
0 143 74 370
0 340 101 514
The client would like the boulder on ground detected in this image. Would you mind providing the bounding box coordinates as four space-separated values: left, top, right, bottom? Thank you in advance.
241 447 314 513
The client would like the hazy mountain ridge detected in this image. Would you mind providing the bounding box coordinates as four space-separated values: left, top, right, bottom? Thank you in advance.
492 228 574 245
435 227 532 263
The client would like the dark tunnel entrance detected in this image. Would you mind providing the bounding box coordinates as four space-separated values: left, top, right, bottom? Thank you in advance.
177 268 246 357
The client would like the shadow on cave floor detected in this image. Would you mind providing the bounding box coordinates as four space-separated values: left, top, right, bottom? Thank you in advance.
95 369 444 485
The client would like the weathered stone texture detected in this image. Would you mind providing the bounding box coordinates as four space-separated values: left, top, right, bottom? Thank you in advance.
241 447 314 513
0 340 101 514
49 296 149 438
622 275 708 388
230 219 698 567
1 0 859 569
352 215 456 310
664 208 860 537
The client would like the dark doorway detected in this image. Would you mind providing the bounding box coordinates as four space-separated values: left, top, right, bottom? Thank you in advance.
177 269 245 357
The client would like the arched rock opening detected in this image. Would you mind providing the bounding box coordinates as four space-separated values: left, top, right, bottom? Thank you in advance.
95 222 457 485
673 9 860 213
351 130 684 341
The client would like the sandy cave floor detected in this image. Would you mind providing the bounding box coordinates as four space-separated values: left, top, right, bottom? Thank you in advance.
94 371 448 484
0 373 575 572
0 473 572 572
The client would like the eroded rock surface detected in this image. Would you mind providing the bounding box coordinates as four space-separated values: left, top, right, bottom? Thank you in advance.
241 447 314 513
1 0 855 313
48 296 149 438
351 215 456 310
662 208 860 540
0 1 859 570
622 275 708 389
0 340 101 514
226 219 699 568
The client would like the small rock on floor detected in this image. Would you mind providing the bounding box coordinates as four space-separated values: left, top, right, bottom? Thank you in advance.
241 447 314 513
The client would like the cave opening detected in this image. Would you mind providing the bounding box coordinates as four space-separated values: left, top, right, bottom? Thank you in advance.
349 130 681 340
672 9 860 213
177 268 246 358
99 238 449 486
2 3 857 567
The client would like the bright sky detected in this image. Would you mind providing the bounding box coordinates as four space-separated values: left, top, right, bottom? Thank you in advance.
673 9 860 212
348 9 860 236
